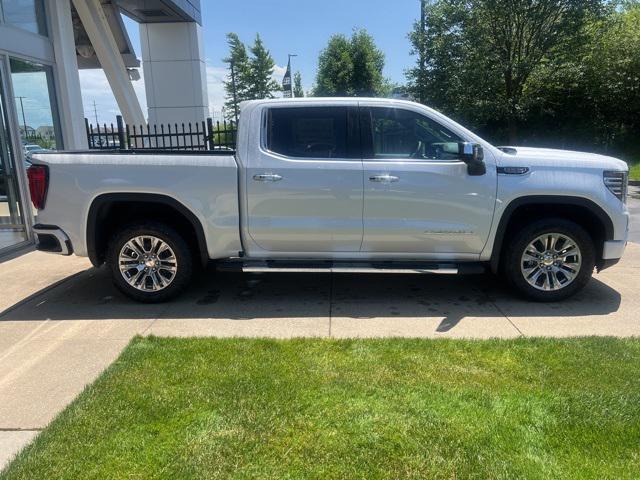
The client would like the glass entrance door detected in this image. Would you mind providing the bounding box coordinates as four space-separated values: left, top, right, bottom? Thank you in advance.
0 58 28 251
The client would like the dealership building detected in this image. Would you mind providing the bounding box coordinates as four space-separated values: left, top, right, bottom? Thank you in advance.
0 0 208 255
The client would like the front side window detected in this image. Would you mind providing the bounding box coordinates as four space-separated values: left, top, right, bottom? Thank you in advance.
1 0 47 36
266 107 348 159
369 107 461 160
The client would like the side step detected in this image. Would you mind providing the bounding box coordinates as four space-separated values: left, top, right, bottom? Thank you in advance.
218 261 486 275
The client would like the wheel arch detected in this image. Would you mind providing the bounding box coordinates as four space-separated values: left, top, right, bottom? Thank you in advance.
86 193 209 267
490 195 614 273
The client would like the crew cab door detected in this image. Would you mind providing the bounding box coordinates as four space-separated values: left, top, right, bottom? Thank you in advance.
360 105 497 255
245 105 363 253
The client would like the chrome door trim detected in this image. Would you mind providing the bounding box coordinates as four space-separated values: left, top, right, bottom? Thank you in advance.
253 173 283 182
369 174 399 183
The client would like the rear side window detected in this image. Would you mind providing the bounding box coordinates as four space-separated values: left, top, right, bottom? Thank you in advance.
266 107 348 159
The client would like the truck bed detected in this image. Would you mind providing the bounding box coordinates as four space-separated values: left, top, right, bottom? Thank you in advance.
31 151 242 261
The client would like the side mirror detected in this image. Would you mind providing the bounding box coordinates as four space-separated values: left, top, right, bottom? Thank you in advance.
458 142 486 176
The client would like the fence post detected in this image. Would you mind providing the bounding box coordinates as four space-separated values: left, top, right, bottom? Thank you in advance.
85 118 91 148
116 115 126 150
206 117 214 151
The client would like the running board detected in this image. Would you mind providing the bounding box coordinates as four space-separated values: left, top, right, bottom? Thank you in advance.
218 261 486 275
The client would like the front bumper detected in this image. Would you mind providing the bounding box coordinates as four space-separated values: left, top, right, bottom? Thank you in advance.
33 224 73 256
602 239 627 260
597 214 628 271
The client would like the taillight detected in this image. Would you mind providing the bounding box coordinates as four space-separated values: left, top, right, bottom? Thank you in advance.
27 165 49 210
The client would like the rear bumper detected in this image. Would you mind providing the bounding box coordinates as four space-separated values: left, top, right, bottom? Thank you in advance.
33 224 73 256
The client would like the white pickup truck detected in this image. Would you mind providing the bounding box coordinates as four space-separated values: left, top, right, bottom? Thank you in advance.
27 98 629 303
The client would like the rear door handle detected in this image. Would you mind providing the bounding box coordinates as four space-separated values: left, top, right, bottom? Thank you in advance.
253 174 283 182
369 174 399 183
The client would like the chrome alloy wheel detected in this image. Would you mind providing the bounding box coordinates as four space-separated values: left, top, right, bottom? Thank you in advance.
520 233 582 291
119 236 178 292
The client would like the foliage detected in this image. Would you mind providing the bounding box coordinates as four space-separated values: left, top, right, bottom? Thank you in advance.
222 33 251 121
314 34 353 96
630 160 640 181
407 0 603 144
247 34 281 100
314 29 389 97
223 33 280 120
3 337 640 479
293 71 304 97
524 3 640 157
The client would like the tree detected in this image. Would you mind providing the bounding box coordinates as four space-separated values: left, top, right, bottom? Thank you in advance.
314 29 388 97
524 3 640 155
350 29 387 96
314 34 353 96
293 71 305 97
223 33 251 122
407 0 601 143
247 34 280 100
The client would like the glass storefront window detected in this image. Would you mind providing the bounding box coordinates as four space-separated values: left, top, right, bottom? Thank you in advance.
0 0 47 36
0 65 28 251
9 57 61 152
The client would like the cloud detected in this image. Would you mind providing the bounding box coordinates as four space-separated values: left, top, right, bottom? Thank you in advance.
205 65 227 120
79 68 147 125
10 70 56 130
273 64 287 79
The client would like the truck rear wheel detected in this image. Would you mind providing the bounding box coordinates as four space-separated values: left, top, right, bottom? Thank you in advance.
503 218 595 302
107 222 193 303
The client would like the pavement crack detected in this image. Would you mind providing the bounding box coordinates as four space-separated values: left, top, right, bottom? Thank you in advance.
487 293 524 337
140 303 174 336
0 428 43 432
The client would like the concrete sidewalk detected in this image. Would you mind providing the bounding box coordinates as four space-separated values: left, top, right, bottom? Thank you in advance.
1 245 639 469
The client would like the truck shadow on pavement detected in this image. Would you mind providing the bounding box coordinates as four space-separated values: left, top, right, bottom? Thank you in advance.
0 264 623 336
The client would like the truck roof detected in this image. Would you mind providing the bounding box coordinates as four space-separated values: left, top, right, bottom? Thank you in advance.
239 97 420 110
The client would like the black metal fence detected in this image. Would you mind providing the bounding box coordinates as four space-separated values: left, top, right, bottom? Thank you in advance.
85 115 237 151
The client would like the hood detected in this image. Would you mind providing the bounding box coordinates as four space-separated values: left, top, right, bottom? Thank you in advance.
496 146 628 171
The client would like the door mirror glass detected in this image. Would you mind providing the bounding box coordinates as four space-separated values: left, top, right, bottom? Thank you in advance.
458 142 486 176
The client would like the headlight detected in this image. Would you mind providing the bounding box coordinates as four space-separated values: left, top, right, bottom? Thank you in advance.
603 170 628 204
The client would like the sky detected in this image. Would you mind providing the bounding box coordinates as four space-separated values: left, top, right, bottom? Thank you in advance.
79 0 421 124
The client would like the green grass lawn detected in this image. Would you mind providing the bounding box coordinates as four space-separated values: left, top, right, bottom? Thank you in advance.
2 337 640 480
629 160 640 181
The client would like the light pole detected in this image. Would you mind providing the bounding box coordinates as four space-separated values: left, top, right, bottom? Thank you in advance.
286 54 297 98
419 0 430 104
15 96 27 139
92 100 99 125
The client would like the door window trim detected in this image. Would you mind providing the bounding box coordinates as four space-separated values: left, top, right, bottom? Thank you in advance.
360 106 465 164
260 105 362 161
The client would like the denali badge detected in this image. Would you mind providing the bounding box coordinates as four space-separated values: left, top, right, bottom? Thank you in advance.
424 230 474 235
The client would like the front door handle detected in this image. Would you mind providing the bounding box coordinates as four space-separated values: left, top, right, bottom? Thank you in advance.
253 173 283 182
369 174 399 183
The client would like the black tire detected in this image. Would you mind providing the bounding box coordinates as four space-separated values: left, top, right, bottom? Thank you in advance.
503 218 596 302
107 222 193 303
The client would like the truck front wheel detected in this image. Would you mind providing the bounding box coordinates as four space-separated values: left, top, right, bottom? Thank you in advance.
107 222 193 303
503 219 596 302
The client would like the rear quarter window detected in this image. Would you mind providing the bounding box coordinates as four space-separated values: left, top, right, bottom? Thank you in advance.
266 107 348 159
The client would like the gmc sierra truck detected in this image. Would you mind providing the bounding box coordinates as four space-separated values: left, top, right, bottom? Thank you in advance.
27 98 629 303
